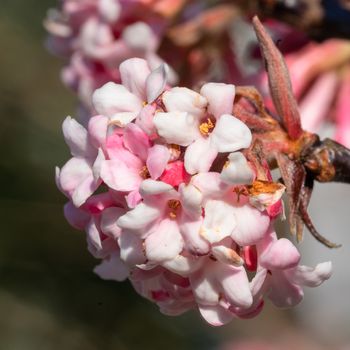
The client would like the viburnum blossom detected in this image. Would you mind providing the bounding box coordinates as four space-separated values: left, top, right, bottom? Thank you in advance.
45 0 180 111
56 57 332 325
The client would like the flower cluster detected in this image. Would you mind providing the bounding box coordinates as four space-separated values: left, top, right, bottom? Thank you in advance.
45 0 180 111
56 58 332 325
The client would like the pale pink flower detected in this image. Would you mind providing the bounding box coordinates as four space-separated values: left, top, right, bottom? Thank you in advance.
257 228 332 308
92 58 168 126
56 115 108 206
45 0 177 109
153 83 252 174
56 56 332 325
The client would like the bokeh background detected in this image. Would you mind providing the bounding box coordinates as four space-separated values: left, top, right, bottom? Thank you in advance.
1 1 350 349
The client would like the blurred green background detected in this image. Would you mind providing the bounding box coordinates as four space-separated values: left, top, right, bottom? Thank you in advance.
1 1 349 349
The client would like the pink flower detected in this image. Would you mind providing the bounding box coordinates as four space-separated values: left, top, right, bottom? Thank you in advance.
257 228 332 308
153 83 252 174
56 56 333 325
56 115 108 206
100 123 170 207
92 58 168 126
45 0 177 109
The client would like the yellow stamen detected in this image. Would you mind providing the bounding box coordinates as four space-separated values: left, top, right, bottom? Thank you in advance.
199 118 215 136
233 187 248 202
139 166 150 179
167 199 181 219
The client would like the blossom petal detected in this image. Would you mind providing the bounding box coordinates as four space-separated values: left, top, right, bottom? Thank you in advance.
110 112 139 127
184 138 218 175
179 183 203 218
98 0 121 23
63 201 90 230
268 270 303 308
221 152 255 185
289 262 332 287
146 144 170 179
59 157 98 206
198 305 234 326
162 255 203 277
123 123 151 161
119 58 150 100
62 116 95 158
106 133 143 169
123 22 157 52
191 172 229 199
219 265 253 308
190 267 219 305
144 219 184 262
139 179 175 196
117 202 161 235
100 206 125 239
162 87 207 118
259 238 300 270
118 231 146 266
146 63 167 103
200 82 235 119
154 111 200 146
93 254 130 281
210 114 252 152
136 104 157 136
231 205 270 246
125 190 142 208
100 159 141 192
201 200 236 243
92 148 105 181
180 216 210 255
92 82 142 117
88 115 108 149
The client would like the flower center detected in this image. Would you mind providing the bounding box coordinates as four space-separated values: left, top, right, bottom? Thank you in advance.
167 199 181 219
139 165 151 179
199 118 215 136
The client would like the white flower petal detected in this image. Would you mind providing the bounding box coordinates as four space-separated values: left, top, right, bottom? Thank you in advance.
93 254 130 281
100 206 125 239
198 305 234 326
118 231 146 266
146 63 167 103
221 152 255 185
178 183 203 218
62 116 95 158
119 57 150 100
162 255 203 276
139 179 174 196
145 219 184 262
154 111 199 146
92 82 142 117
231 205 270 246
98 0 121 23
162 87 207 118
123 22 157 52
184 138 218 175
210 114 252 152
117 202 161 235
201 200 236 243
289 262 332 287
200 82 235 119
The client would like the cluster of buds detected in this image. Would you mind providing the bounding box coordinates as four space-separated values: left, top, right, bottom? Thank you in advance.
56 58 332 325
